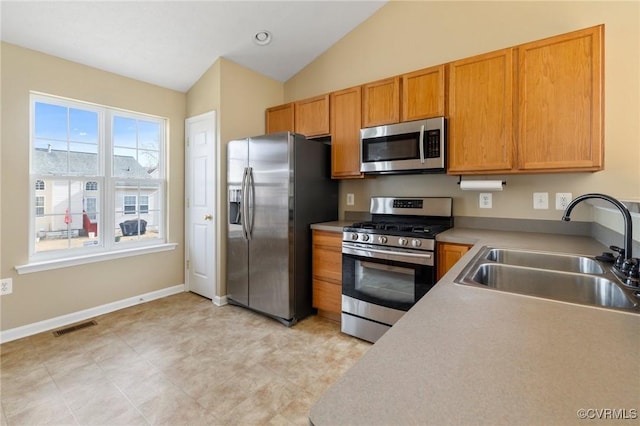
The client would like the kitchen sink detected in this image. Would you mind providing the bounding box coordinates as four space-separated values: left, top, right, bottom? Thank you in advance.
467 264 635 309
485 248 604 274
455 246 639 313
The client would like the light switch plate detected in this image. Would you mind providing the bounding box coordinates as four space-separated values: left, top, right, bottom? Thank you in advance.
533 192 549 209
346 193 355 206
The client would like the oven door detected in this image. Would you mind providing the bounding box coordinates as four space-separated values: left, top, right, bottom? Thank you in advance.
342 242 436 312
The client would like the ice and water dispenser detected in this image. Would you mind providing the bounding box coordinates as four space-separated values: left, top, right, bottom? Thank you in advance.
229 188 242 225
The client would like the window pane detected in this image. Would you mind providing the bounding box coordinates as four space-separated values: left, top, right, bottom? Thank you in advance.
113 116 137 149
69 108 98 143
34 102 67 140
33 103 100 176
114 182 160 243
138 120 160 151
33 180 82 252
138 150 159 175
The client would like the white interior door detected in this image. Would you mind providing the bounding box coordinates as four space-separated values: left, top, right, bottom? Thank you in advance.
185 111 216 299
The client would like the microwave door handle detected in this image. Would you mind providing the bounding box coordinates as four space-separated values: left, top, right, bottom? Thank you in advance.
419 125 425 163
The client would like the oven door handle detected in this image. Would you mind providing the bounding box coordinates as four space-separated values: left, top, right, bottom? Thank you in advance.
342 243 433 266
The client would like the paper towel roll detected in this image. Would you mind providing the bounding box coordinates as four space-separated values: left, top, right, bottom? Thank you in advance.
459 180 504 191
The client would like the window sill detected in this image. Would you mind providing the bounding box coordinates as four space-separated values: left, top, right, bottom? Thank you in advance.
15 243 178 275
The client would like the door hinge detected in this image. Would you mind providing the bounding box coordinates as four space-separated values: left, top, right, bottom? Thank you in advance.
186 198 190 208
186 259 190 269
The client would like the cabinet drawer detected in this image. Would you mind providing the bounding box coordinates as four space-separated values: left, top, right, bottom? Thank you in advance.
312 248 342 284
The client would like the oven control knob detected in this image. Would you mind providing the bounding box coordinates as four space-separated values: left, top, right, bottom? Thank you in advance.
361 234 370 242
350 233 359 241
398 238 408 246
412 239 422 248
377 236 387 244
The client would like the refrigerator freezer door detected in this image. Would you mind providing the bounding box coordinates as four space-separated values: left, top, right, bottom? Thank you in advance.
247 134 293 319
226 139 249 306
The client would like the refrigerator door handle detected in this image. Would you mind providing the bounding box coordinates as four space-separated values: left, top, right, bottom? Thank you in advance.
246 167 255 239
241 167 250 240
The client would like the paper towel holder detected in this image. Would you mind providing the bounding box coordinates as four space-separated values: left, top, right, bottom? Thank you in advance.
457 176 506 191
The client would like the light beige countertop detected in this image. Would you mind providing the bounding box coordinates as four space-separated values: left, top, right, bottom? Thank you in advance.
310 228 640 425
310 221 352 232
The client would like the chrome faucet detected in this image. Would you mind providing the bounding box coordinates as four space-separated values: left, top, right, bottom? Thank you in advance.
562 193 635 279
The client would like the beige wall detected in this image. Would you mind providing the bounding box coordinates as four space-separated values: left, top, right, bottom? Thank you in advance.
0 43 187 331
186 57 284 298
285 1 640 225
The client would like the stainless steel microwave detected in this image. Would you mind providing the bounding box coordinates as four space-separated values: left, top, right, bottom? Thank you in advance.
360 117 446 174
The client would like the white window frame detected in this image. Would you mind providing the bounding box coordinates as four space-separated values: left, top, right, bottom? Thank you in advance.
24 92 171 269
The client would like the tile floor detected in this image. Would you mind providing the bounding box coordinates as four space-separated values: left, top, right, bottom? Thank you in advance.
0 292 371 425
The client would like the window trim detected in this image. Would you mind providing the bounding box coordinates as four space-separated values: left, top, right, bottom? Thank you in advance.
28 92 168 264
15 243 178 274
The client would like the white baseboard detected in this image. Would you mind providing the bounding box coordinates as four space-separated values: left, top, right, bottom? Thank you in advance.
213 295 228 306
0 284 185 344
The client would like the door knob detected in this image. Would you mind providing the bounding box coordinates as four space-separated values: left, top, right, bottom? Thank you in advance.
204 214 213 221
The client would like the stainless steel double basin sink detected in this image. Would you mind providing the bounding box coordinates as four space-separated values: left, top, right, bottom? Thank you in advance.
455 247 640 313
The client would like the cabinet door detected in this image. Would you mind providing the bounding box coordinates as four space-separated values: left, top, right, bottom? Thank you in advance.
265 103 294 134
517 25 603 172
437 242 472 281
330 86 364 179
401 65 446 121
295 94 330 137
312 230 343 316
448 48 515 174
362 76 400 127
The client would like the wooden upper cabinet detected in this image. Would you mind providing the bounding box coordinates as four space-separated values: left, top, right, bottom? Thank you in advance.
330 86 364 179
401 65 446 121
295 94 330 138
266 103 294 134
362 76 400 127
517 25 603 172
447 48 515 174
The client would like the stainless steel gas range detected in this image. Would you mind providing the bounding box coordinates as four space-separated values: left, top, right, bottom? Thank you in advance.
341 197 453 343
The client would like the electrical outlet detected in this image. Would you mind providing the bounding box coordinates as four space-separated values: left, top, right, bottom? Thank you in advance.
479 193 492 209
1 278 13 296
346 193 355 206
533 192 549 209
555 192 572 210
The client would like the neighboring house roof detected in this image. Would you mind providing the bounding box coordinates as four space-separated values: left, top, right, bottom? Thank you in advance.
33 148 153 178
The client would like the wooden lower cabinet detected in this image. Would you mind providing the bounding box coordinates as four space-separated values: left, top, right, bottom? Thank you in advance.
312 229 343 321
437 242 472 281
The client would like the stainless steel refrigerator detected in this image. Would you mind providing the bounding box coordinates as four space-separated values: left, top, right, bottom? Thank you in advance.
227 132 338 325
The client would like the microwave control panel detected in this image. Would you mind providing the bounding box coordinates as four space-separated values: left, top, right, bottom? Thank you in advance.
425 129 441 158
